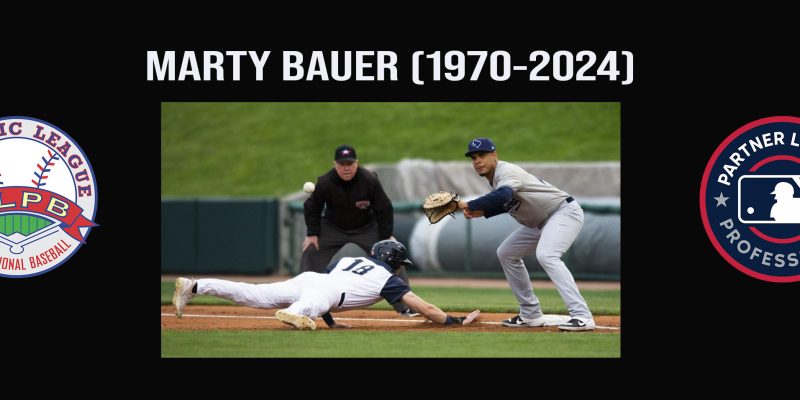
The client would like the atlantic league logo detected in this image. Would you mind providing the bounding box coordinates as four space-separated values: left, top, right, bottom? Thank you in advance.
0 117 98 278
700 116 800 282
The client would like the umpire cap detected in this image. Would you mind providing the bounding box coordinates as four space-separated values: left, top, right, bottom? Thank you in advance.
335 144 358 162
465 137 496 156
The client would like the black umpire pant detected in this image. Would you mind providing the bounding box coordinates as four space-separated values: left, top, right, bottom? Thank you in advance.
300 219 412 313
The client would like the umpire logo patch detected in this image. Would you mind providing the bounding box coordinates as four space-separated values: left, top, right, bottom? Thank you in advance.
700 116 800 282
0 117 98 278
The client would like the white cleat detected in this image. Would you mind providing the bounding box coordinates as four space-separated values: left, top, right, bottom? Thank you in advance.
173 277 196 318
558 317 596 331
501 315 546 328
275 310 317 331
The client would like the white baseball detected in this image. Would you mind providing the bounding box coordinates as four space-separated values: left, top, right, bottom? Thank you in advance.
303 181 315 193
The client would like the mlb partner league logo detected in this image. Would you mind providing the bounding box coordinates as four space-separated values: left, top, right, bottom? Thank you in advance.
700 116 800 282
0 117 98 278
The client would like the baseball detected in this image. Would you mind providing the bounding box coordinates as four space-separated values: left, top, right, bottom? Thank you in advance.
303 181 315 193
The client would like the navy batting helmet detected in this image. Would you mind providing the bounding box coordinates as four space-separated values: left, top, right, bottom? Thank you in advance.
370 240 413 269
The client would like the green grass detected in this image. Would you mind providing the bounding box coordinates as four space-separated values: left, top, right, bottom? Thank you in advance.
161 102 620 196
374 286 620 315
161 330 620 358
160 282 620 315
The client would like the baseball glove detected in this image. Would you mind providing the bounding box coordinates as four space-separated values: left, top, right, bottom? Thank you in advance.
422 191 460 224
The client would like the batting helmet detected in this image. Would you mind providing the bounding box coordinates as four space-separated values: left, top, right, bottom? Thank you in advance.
370 240 413 269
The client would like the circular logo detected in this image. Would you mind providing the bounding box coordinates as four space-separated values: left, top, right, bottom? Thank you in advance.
700 116 800 282
0 117 98 278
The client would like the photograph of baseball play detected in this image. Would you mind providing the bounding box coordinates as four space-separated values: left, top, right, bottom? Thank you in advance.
160 102 620 357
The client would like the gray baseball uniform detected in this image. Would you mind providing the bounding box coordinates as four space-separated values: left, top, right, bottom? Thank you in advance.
488 161 592 320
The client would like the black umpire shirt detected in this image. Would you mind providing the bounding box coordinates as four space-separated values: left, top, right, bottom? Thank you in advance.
304 167 394 239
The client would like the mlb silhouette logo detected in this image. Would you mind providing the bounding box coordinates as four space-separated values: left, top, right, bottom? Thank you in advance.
738 175 800 224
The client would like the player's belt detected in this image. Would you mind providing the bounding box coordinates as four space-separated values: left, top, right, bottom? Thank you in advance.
538 196 577 229
337 292 346 307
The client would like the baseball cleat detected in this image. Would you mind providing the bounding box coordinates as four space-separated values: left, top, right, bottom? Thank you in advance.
275 310 317 331
558 317 596 331
173 277 196 318
501 315 546 327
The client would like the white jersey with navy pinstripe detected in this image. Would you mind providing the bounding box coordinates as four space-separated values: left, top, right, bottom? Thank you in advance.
492 161 570 228
326 257 410 309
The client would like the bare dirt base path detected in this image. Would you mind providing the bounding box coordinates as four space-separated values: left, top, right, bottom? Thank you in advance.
162 306 620 333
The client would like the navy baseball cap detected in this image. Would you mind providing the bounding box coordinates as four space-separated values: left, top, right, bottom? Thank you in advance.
335 145 357 162
464 137 496 156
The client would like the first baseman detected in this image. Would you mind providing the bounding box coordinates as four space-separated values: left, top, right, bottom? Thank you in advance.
458 137 595 331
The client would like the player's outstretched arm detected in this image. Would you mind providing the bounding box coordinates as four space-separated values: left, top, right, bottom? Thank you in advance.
400 292 479 325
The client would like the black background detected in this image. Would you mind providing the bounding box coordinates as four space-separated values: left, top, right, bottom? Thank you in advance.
1 18 797 384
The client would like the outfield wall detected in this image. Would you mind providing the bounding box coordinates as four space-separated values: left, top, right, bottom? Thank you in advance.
367 160 620 201
161 199 280 274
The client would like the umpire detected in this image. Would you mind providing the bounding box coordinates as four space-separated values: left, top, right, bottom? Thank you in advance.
302 144 416 315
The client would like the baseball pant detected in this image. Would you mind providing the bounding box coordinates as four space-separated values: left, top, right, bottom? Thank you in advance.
496 200 592 320
300 219 412 313
196 272 341 319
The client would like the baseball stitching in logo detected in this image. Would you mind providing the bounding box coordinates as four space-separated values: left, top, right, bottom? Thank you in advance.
700 116 800 282
0 117 98 278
